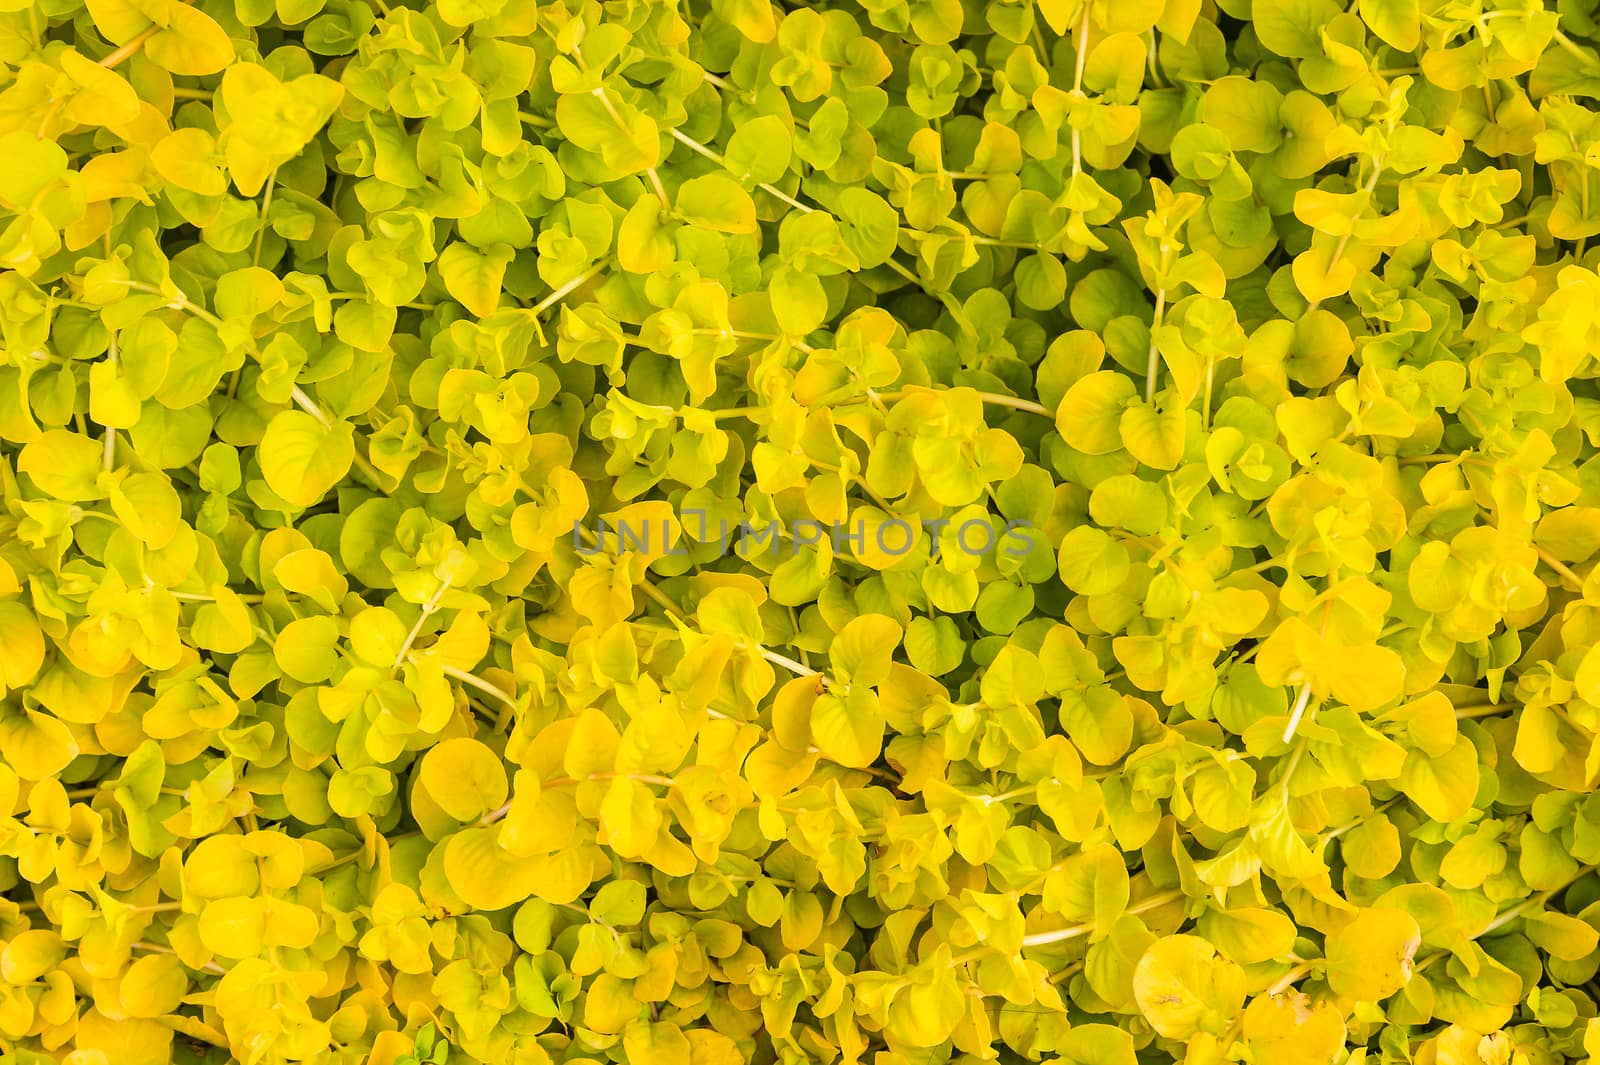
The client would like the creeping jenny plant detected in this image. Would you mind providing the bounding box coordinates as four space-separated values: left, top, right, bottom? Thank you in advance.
7 0 1600 1062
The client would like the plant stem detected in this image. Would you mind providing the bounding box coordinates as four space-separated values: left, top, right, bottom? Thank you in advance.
1266 958 1319 996
290 385 331 427
103 333 118 472
1554 29 1593 61
438 664 518 709
530 260 606 317
753 644 821 680
807 456 896 514
1537 548 1584 591
644 166 671 206
1282 680 1315 744
668 127 815 214
976 391 1054 418
1069 3 1090 174
253 168 277 267
1415 863 1599 973
873 388 1053 419
98 21 164 69
1021 889 1185 947
393 578 451 667
1454 701 1516 720
1304 154 1387 315
1144 264 1169 402
134 941 226 976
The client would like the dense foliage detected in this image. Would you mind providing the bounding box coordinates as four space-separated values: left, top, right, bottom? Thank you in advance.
6 0 1600 1062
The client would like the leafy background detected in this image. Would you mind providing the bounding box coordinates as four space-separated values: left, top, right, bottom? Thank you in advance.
3 0 1600 1062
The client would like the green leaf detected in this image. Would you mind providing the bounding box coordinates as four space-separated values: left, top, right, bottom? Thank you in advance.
1251 0 1342 57
834 189 901 269
725 116 794 185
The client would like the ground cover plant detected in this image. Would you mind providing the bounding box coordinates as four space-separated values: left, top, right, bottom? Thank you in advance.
6 0 1600 1061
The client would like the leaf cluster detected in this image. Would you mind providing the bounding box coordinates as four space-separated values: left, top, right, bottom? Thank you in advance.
6 0 1600 1063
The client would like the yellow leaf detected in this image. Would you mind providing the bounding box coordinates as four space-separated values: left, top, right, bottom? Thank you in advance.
0 707 78 781
0 929 65 983
197 895 267 958
419 737 510 822
120 954 188 1018
151 128 227 196
1325 908 1420 1002
83 0 150 44
809 687 886 768
1057 370 1137 455
1199 907 1298 965
184 835 259 898
73 1009 172 1065
438 241 513 318
599 775 663 858
80 150 151 205
1037 0 1081 35
59 50 140 127
829 613 903 688
257 410 355 509
1133 935 1247 1039
143 4 235 76
443 825 542 910
624 1020 693 1065
1120 401 1187 470
219 63 344 196
0 603 45 691
1243 992 1346 1065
